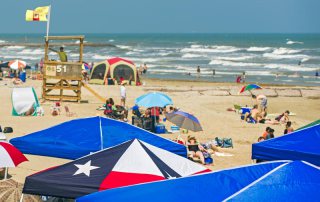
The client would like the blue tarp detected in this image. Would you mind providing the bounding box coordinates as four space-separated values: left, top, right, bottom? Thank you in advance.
252 124 320 166
76 161 320 202
10 116 186 159
76 161 286 202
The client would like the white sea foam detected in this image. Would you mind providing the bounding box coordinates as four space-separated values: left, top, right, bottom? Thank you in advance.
286 40 304 45
181 45 240 53
6 46 25 50
92 54 107 60
245 71 273 76
209 59 261 67
109 39 114 42
17 49 44 55
247 47 272 52
216 56 254 61
182 53 203 58
117 45 132 50
0 40 6 43
263 53 309 60
264 64 318 72
272 47 301 55
190 45 202 48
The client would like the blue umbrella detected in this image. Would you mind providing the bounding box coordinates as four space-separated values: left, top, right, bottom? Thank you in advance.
135 92 173 108
165 111 202 132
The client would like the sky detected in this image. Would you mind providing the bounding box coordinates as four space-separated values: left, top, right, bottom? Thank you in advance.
1 0 320 33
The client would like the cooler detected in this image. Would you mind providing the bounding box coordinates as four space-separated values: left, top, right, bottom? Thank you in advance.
19 72 26 82
155 124 165 134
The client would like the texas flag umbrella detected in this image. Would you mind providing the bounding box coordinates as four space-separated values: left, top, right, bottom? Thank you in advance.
22 139 210 199
8 60 27 70
0 141 28 179
239 84 262 94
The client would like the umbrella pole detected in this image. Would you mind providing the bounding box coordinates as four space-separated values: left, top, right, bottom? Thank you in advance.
4 167 8 179
20 194 24 202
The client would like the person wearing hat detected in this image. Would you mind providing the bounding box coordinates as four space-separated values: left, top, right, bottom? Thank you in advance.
186 136 206 165
120 80 127 107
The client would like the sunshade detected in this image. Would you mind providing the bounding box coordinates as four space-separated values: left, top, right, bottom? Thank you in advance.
296 119 320 131
77 161 320 202
10 116 187 159
23 139 210 199
252 124 320 166
165 110 202 132
135 92 173 108
0 179 40 202
8 60 26 70
239 84 262 94
82 63 91 70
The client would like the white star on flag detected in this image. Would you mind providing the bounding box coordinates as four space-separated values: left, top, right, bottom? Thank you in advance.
73 160 100 177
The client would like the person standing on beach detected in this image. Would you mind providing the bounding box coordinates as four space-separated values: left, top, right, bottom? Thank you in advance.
197 66 201 78
49 47 68 62
143 63 148 74
120 81 127 107
242 71 246 83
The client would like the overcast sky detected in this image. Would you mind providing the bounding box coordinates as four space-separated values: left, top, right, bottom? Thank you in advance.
1 0 320 33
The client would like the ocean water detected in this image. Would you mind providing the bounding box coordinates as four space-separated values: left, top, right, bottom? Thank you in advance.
0 33 319 86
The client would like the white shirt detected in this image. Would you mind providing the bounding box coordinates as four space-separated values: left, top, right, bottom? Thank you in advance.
120 86 126 98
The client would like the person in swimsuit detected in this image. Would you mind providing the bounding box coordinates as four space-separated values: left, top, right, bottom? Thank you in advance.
186 136 206 165
284 121 294 134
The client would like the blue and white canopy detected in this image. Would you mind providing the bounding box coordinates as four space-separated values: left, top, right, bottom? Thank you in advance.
252 124 320 166
10 116 187 159
77 160 320 202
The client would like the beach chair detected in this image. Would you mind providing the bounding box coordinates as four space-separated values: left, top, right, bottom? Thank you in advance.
233 104 242 113
64 105 77 117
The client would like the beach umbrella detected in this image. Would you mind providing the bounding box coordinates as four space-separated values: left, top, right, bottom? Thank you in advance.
239 84 262 94
0 141 28 179
76 161 320 202
165 110 202 132
22 139 210 199
135 92 173 108
8 60 27 70
82 63 91 70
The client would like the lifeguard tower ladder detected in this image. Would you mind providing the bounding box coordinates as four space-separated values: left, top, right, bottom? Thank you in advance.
42 36 84 102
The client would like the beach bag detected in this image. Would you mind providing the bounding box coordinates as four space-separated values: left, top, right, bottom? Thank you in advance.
3 127 13 133
205 157 213 165
215 137 223 147
222 138 233 148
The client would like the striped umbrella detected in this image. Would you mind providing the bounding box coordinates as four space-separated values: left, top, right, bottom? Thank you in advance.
239 84 262 94
0 141 28 179
165 110 202 132
8 60 27 70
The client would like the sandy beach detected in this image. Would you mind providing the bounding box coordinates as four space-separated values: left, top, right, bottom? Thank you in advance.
0 78 319 184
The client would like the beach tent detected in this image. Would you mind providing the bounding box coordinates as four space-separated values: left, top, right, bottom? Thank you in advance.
89 57 140 85
22 139 209 199
77 160 320 202
296 119 320 131
11 87 40 116
10 116 186 159
252 124 320 166
88 61 109 85
107 57 139 85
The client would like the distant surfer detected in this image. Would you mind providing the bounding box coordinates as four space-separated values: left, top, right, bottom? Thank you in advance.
212 69 215 76
316 70 319 78
298 60 302 66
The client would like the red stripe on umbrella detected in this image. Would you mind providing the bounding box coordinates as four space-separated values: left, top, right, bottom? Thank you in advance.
0 141 28 167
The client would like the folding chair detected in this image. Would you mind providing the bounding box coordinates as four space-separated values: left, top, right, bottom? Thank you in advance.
64 105 77 117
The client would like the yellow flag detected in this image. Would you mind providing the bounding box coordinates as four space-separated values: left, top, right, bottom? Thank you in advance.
25 6 49 21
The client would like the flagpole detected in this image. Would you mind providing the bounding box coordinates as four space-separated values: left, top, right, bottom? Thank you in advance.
46 5 51 41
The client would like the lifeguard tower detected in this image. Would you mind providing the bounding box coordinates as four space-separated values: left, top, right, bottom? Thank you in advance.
42 36 84 102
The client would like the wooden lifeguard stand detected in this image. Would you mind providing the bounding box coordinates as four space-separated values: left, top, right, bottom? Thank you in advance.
42 36 84 102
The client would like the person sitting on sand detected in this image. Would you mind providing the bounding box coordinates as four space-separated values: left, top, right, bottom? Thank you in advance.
284 121 294 134
12 76 23 85
266 128 275 139
186 136 206 165
262 127 271 139
275 110 290 124
243 104 259 122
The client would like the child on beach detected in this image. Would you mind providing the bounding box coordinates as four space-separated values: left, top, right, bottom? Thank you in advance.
284 121 294 134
